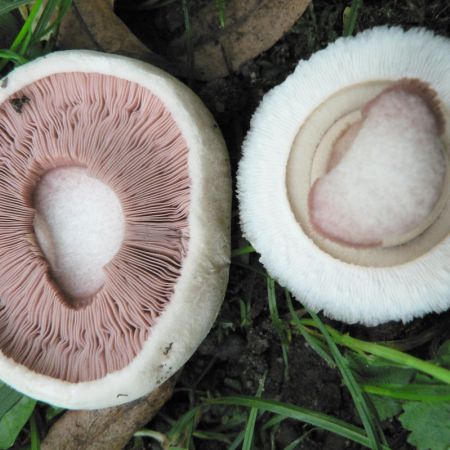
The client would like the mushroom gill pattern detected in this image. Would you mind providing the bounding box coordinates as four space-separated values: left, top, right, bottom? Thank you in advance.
0 72 190 382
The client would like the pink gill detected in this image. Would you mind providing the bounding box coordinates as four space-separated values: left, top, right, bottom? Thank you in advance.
0 72 190 382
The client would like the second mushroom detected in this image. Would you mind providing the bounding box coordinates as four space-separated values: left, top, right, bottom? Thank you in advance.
238 26 450 325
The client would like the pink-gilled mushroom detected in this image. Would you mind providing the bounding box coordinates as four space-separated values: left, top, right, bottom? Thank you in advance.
0 50 231 409
238 27 450 325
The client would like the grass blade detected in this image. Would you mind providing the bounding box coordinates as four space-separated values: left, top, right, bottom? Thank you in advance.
0 383 23 419
300 319 450 385
267 278 289 380
167 406 201 449
308 310 385 450
262 414 286 431
30 413 40 450
0 0 33 16
207 396 391 449
30 0 59 39
215 0 225 28
284 428 316 450
0 396 36 449
37 0 72 43
228 430 245 450
242 375 265 450
134 429 166 444
0 48 28 63
232 261 267 278
286 291 335 368
192 430 231 444
0 0 71 68
231 245 255 257
364 383 450 402
343 0 362 37
9 0 42 53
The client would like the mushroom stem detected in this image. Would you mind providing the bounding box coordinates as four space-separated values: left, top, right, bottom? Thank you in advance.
309 79 447 248
33 166 125 305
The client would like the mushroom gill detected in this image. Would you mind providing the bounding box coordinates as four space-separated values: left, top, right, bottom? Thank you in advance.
34 166 125 302
0 72 190 383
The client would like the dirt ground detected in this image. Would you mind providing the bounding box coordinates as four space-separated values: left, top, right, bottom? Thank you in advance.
114 1 450 449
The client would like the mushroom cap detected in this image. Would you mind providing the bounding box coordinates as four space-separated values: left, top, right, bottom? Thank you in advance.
238 26 450 325
0 51 231 409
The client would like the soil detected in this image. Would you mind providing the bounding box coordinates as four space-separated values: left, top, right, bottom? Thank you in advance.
114 1 450 449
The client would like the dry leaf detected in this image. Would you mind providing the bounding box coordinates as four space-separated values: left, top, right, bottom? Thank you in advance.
58 0 311 81
57 0 182 76
170 0 312 79
41 375 176 450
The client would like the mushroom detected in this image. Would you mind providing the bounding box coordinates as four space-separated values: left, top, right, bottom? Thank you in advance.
0 50 231 409
238 27 450 325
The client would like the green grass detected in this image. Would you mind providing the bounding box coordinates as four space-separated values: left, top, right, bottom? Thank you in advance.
0 0 34 16
215 0 225 27
0 0 72 70
228 239 450 449
208 396 391 450
343 0 362 36
242 374 265 450
300 319 450 385
231 245 255 257
306 309 387 450
267 277 290 381
141 276 450 449
29 413 40 450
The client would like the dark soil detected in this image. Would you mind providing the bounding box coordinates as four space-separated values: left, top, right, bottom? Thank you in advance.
115 1 450 449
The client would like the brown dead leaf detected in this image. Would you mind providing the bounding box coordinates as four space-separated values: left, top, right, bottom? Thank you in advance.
170 0 312 80
58 0 310 81
57 0 182 76
41 375 177 450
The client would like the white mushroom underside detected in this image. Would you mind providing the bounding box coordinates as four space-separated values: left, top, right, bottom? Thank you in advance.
238 26 450 326
34 167 125 300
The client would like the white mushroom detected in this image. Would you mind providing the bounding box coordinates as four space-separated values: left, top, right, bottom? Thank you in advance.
0 50 231 409
238 27 450 325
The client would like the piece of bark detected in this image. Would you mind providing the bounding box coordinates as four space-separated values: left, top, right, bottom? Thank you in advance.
169 0 312 80
57 0 182 76
41 375 177 450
